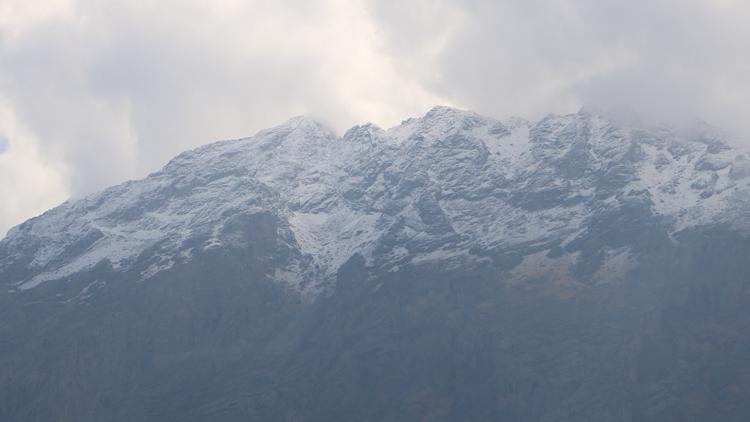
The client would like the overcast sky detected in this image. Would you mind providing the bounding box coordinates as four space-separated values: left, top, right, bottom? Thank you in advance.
1 0 749 236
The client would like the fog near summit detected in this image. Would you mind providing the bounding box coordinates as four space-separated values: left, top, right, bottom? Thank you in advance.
1 0 749 235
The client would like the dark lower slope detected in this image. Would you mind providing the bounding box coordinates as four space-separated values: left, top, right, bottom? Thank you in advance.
2 225 750 421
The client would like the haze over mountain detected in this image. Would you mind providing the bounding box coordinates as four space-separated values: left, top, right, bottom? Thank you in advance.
2 107 750 421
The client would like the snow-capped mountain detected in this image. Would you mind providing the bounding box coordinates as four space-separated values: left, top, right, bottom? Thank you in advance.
3 107 750 421
2 106 749 298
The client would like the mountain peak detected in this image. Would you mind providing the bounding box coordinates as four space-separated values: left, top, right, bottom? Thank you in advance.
420 105 488 125
265 114 338 138
423 104 470 117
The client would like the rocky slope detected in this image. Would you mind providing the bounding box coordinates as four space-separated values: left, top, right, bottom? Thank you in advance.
2 107 750 421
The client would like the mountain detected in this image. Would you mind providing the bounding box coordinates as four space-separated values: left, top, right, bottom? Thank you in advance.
2 106 750 421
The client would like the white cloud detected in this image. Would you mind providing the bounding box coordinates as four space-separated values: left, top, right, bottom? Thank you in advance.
0 103 69 237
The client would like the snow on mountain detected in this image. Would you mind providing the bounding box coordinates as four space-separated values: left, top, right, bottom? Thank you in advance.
2 106 750 298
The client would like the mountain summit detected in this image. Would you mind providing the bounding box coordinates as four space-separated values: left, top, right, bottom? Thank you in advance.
2 107 750 421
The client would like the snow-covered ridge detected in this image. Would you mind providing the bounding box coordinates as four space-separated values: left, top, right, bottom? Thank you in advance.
2 106 750 297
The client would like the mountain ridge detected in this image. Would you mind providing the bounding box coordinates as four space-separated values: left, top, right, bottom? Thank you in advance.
2 106 749 299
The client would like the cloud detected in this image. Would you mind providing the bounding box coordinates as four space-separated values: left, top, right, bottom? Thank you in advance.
0 135 8 154
368 0 750 135
0 103 69 237
1 0 750 235
0 0 444 235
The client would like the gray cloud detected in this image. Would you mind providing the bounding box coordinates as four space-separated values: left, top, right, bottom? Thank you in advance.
1 0 749 235
368 0 750 135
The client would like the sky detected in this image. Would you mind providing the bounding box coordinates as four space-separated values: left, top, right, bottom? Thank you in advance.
1 0 749 236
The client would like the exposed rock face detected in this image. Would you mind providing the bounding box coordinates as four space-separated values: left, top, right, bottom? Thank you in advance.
1 107 750 421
